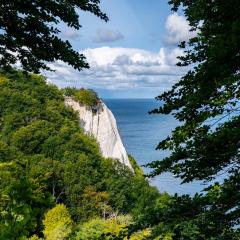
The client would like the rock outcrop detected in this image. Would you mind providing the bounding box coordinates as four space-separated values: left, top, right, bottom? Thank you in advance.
65 97 133 171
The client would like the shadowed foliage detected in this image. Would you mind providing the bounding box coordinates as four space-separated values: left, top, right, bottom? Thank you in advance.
0 0 108 73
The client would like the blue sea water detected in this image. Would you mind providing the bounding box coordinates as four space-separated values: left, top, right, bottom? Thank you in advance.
104 98 206 195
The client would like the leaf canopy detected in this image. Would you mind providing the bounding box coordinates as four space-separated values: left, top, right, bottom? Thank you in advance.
0 0 108 72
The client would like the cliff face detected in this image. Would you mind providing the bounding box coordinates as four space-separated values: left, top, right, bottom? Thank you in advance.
65 97 133 171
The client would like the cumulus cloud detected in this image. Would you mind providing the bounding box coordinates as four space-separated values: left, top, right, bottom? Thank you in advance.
45 47 187 94
61 29 81 40
165 13 196 45
93 28 124 43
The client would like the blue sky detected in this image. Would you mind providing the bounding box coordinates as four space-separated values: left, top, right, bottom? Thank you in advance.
45 0 193 98
74 0 171 51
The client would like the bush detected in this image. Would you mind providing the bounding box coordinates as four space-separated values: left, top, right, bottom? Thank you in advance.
128 154 144 176
43 204 73 240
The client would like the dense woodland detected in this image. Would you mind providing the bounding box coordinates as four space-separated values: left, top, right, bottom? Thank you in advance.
0 0 239 239
0 69 163 239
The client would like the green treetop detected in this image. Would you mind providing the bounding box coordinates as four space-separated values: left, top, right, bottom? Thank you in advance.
63 87 100 108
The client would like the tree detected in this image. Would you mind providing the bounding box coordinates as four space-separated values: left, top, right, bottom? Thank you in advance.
0 0 108 73
62 87 100 111
0 154 53 240
78 186 112 221
43 204 73 240
75 215 132 240
148 0 240 238
0 69 167 239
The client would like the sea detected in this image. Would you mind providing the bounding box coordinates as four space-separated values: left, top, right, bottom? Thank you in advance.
104 98 207 196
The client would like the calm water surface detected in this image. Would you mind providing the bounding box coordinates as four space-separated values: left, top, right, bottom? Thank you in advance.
105 99 206 195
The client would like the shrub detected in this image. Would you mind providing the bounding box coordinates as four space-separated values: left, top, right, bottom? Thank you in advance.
43 204 73 240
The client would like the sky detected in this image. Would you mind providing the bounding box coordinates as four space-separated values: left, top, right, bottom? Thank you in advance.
44 0 193 98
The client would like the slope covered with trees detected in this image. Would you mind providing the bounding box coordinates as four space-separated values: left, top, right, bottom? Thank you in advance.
0 69 160 239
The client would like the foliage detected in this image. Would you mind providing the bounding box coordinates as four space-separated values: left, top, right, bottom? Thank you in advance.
0 0 108 73
43 204 73 240
28 235 42 240
77 186 112 221
145 0 240 239
75 215 132 240
0 143 54 239
0 69 161 239
128 154 144 176
63 87 79 97
63 87 100 108
129 229 152 240
75 218 107 240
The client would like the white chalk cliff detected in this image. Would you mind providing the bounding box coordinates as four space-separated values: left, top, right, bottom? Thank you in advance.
65 97 133 171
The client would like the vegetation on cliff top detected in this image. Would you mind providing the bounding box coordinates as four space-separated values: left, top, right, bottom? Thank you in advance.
63 87 100 108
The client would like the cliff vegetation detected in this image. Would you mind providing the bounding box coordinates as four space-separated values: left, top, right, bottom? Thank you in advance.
63 87 100 109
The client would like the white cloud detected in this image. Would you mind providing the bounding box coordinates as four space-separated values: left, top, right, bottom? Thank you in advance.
93 28 124 43
165 13 196 45
61 29 81 40
45 47 187 94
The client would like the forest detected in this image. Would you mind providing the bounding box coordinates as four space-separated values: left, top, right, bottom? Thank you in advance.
0 69 164 239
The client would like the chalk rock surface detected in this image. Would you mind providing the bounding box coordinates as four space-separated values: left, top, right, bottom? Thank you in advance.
65 97 133 171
